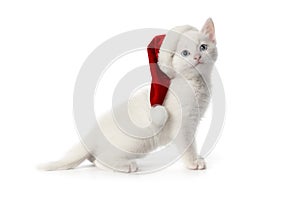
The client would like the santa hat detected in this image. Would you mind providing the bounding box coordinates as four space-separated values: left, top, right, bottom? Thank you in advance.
147 25 197 106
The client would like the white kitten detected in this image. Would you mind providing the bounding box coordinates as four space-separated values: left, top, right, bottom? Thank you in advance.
39 18 218 173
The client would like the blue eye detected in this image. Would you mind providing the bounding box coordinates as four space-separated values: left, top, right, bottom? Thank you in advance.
181 50 190 57
200 44 208 51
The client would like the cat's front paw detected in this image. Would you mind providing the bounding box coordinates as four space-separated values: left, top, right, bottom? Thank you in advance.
115 161 139 173
94 160 138 173
186 157 206 170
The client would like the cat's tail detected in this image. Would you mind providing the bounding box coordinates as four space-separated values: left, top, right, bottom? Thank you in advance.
37 143 91 171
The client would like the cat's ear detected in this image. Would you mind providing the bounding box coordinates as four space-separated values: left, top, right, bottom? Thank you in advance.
201 18 216 43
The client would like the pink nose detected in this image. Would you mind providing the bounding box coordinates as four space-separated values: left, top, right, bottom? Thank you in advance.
194 54 201 60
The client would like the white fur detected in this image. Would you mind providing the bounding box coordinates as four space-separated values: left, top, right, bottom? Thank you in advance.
37 143 90 171
40 18 218 173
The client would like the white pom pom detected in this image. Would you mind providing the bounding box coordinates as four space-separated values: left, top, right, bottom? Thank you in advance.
150 105 168 128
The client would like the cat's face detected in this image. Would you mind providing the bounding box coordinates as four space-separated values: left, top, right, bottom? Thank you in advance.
172 19 217 74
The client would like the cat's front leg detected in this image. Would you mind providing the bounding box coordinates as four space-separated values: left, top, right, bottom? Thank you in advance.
180 141 206 170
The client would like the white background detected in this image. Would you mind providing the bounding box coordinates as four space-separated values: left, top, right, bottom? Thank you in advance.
1 0 299 199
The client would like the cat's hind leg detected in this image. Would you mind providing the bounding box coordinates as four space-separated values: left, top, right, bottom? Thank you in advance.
38 143 91 171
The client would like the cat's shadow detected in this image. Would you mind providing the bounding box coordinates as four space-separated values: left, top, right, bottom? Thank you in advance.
44 162 209 177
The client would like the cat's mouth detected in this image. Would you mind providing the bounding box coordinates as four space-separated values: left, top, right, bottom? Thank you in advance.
194 60 203 66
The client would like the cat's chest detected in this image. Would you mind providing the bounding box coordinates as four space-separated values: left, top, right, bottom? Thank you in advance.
166 76 208 108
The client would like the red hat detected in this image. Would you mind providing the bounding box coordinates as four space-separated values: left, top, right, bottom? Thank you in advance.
147 34 170 106
147 26 197 107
